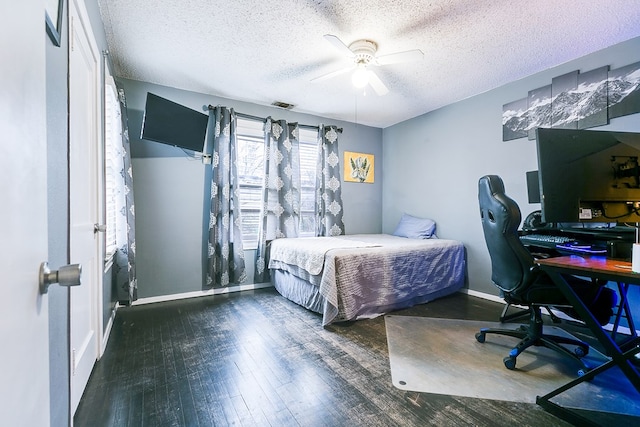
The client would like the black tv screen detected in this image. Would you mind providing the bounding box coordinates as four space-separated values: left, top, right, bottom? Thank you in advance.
536 128 640 223
141 92 208 153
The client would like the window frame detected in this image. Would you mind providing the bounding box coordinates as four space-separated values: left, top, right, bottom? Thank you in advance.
235 118 266 249
103 77 121 261
297 127 319 237
235 117 318 248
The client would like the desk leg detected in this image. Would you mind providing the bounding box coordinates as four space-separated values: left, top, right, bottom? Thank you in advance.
611 282 638 345
611 282 626 341
536 358 615 427
537 344 640 426
537 270 640 425
545 269 640 391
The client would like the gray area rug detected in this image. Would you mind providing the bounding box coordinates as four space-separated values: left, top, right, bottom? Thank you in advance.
385 315 639 417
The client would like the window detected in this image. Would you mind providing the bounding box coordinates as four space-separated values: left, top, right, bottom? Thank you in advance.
104 79 122 260
298 128 318 236
236 118 265 248
236 118 318 248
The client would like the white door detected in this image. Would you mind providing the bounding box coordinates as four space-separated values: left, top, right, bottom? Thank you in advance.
69 0 101 414
0 2 50 426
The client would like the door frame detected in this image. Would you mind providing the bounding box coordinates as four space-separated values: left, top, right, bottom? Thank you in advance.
68 0 105 415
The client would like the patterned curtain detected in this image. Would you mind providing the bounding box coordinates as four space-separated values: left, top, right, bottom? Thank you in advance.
114 84 137 303
205 107 247 288
316 125 345 236
254 118 301 283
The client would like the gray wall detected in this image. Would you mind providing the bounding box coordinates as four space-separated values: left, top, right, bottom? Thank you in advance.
382 36 640 296
120 79 383 299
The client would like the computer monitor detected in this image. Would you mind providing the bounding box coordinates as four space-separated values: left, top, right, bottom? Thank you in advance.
536 128 640 224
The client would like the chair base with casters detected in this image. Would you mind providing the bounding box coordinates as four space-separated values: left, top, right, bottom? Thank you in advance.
500 302 561 323
476 305 591 375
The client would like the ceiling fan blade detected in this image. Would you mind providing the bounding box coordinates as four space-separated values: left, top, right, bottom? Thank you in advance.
376 49 424 66
323 34 355 58
311 66 353 82
368 70 389 96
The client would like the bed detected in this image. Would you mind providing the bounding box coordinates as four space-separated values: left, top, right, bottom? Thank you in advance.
268 233 465 326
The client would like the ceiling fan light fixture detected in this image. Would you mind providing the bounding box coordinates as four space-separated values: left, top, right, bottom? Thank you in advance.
351 65 370 88
316 35 412 96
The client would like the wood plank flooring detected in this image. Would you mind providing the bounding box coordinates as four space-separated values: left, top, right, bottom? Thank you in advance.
75 289 580 426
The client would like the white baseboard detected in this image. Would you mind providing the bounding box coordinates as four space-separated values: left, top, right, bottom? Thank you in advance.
459 288 507 305
458 288 529 312
131 282 273 306
99 304 117 359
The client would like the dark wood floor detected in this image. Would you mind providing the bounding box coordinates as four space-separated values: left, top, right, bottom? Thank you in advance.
75 288 604 426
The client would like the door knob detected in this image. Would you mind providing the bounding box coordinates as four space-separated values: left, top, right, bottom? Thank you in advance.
39 262 82 294
94 223 106 233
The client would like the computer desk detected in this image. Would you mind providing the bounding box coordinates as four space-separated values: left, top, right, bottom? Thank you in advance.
536 255 640 425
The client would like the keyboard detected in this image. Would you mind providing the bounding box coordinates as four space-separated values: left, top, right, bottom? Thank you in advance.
520 234 608 254
520 234 575 246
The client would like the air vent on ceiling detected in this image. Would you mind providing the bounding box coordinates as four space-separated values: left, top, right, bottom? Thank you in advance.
271 101 295 110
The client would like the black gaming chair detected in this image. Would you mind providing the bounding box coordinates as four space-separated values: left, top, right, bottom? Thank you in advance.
476 175 616 371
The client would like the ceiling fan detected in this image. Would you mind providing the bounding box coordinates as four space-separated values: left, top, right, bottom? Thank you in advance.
311 34 424 96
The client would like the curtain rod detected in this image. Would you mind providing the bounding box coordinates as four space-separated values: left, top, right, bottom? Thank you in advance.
206 105 342 133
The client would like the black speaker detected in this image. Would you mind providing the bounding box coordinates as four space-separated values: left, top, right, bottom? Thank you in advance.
608 241 632 260
526 170 541 204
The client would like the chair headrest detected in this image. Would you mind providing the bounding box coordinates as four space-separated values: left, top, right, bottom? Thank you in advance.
480 174 505 196
478 175 521 229
478 175 532 294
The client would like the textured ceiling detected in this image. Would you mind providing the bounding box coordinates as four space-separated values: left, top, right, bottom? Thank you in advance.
99 0 640 128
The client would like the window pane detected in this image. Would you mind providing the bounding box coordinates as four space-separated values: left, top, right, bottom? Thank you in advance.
236 139 263 183
300 212 315 235
237 118 265 246
241 211 261 245
300 187 315 211
104 81 121 259
299 128 317 236
238 185 263 210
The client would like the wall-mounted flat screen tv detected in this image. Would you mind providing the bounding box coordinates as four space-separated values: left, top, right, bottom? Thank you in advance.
141 92 208 153
536 128 640 224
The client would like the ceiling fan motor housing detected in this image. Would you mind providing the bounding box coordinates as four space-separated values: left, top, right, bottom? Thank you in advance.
349 39 377 65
